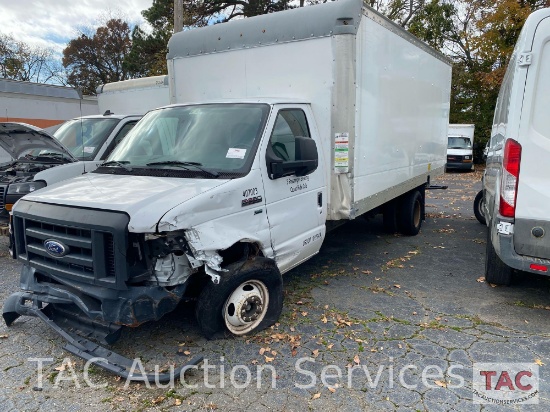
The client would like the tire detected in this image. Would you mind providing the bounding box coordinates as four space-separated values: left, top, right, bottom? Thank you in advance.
195 257 283 339
397 190 423 236
474 190 486 225
382 201 398 233
485 227 513 285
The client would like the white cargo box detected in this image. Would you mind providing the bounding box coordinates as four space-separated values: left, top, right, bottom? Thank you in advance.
96 75 170 116
167 0 451 220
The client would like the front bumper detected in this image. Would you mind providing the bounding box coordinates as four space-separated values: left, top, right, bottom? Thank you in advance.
2 266 199 382
3 292 203 382
446 161 474 171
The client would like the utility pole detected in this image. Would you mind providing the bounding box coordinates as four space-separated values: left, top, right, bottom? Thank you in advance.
174 0 183 33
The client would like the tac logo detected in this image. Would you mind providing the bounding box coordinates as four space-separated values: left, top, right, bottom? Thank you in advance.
473 363 539 405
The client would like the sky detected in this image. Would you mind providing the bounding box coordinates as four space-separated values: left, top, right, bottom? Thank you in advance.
0 0 154 55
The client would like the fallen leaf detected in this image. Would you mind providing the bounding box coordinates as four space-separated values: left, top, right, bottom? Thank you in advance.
353 354 360 364
362 270 372 275
412 312 417 315
251 359 258 365
0 334 8 339
476 277 485 283
301 312 308 317
259 348 266 355
321 315 328 324
375 277 381 281
324 305 329 310
271 350 277 356
327 343 334 350
183 350 191 356
312 393 321 400
435 380 447 388
291 349 297 357
290 326 295 332
535 359 544 366
296 301 304 305
175 399 182 406
312 349 319 358
489 283 498 288
152 396 165 405
394 284 401 289
264 356 274 363
328 387 336 393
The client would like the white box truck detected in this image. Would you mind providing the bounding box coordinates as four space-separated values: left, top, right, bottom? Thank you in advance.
446 124 475 171
3 0 451 380
482 8 550 285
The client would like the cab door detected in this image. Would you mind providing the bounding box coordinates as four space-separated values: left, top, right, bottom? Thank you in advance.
259 105 326 273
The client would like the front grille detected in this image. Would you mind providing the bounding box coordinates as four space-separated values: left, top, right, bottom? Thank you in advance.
447 155 463 162
23 220 115 284
13 200 130 289
0 185 5 210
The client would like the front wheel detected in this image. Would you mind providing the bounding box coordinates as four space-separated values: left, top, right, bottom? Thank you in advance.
474 190 486 225
195 257 283 339
485 228 513 285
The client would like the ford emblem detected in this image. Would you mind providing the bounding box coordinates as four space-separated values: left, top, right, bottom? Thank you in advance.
44 239 69 258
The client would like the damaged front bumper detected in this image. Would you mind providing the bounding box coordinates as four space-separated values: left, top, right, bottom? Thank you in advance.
3 266 203 382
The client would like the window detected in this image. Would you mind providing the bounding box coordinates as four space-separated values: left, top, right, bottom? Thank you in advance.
269 109 311 162
101 121 137 160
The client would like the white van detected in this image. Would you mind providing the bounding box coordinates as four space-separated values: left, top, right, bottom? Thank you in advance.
483 8 550 285
446 124 475 171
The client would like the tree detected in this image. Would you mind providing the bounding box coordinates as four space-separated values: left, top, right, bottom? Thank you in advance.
0 34 63 84
125 0 296 77
62 19 133 95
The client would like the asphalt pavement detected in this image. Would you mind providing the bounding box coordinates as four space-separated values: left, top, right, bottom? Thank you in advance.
1 169 549 411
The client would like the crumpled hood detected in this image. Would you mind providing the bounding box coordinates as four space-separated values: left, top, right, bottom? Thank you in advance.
21 173 230 231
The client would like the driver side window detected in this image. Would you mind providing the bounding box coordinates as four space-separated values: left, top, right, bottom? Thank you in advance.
269 109 310 162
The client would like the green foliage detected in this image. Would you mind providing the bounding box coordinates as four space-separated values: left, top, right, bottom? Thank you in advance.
63 19 133 95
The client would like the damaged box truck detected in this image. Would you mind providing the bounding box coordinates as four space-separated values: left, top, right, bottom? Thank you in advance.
3 0 451 380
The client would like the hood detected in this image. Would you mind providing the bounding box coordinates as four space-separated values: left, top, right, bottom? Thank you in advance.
0 122 76 162
21 173 230 231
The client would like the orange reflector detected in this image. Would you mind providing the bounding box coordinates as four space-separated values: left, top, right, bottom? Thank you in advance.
530 264 548 272
5 204 13 211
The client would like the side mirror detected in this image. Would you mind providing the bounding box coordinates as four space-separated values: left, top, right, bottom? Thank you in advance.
267 136 319 179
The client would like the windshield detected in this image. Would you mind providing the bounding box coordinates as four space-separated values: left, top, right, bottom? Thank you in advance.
107 104 270 175
448 136 472 149
54 118 119 160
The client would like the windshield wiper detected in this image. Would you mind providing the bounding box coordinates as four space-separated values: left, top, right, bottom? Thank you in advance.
146 161 219 178
19 153 68 163
100 160 133 172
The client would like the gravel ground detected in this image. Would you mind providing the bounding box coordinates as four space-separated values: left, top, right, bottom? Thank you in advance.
1 168 550 411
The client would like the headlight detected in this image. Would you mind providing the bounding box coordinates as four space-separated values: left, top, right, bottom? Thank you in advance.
463 155 470 160
7 181 47 195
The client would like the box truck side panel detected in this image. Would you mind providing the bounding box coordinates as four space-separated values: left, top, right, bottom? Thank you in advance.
352 9 451 214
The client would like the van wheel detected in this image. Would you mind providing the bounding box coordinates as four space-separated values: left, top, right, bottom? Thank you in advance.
485 228 513 285
195 257 283 339
397 190 423 236
474 190 486 225
382 201 398 233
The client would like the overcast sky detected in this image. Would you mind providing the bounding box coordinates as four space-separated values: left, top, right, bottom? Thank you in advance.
1 0 154 55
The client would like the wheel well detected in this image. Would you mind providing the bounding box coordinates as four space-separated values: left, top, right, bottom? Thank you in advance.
219 241 264 268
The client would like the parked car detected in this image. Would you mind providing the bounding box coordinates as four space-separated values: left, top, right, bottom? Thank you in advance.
0 122 75 221
482 8 550 285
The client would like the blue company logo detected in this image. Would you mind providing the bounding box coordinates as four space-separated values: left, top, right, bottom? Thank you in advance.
43 239 69 257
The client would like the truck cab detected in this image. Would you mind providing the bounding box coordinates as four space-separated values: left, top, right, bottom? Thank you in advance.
483 8 550 284
446 124 475 171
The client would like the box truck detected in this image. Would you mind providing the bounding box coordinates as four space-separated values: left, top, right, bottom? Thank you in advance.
482 8 550 285
446 124 475 171
3 0 451 380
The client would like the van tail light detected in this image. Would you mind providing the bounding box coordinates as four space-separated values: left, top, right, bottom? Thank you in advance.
500 139 522 218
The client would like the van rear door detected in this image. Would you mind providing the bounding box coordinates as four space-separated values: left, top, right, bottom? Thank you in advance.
514 14 550 259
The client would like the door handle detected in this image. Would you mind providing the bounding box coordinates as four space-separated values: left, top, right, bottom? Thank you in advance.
317 192 322 207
